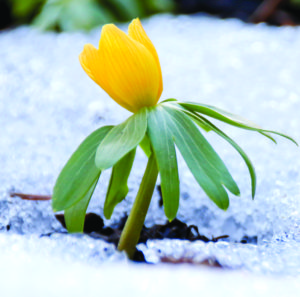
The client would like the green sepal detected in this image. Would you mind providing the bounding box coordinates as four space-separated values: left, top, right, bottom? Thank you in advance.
64 177 99 233
147 106 180 220
95 108 148 170
162 104 242 210
104 149 136 219
52 125 113 212
177 101 298 145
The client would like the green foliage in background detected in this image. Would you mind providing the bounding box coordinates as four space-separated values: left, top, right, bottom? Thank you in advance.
10 0 45 23
290 0 300 7
9 0 174 31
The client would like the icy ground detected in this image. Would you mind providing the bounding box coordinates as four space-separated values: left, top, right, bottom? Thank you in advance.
1 14 300 295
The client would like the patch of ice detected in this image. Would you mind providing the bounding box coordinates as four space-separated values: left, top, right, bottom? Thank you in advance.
0 233 124 266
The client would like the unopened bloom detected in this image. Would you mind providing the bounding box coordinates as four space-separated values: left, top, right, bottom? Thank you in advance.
79 18 163 113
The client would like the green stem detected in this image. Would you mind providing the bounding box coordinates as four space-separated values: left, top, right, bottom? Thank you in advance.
117 153 158 259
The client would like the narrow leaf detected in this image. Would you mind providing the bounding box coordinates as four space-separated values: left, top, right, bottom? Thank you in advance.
170 103 213 132
188 112 257 198
178 102 298 145
180 102 261 128
52 125 113 212
96 108 147 170
104 149 136 219
165 105 240 196
147 106 180 220
64 177 99 233
161 98 178 103
162 105 234 210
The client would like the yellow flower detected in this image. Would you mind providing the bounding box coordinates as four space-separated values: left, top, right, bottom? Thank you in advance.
79 18 163 113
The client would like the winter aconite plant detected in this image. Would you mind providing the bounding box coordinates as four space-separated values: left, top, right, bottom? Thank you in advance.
52 19 297 258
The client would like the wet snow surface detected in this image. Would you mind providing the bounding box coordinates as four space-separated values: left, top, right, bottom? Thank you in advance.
1 14 300 295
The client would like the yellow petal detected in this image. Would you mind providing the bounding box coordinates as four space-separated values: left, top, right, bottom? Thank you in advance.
80 24 161 113
79 44 100 85
99 24 161 112
128 18 163 101
79 43 134 112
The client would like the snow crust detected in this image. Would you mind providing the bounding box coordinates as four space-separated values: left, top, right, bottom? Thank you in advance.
0 13 300 294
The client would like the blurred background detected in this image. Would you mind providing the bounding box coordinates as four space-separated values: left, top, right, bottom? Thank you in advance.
1 0 300 31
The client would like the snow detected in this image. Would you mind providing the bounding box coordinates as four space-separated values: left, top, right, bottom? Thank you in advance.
0 13 300 295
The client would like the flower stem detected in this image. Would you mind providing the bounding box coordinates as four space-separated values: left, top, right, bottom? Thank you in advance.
117 153 158 259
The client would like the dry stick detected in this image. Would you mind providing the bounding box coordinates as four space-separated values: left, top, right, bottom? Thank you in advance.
249 0 285 23
10 192 52 201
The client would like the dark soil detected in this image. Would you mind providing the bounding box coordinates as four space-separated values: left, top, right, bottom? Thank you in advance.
10 190 257 265
55 212 257 264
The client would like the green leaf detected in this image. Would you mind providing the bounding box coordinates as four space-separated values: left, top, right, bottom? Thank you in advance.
139 134 152 158
169 103 212 132
162 105 241 210
146 0 175 12
104 149 136 219
109 0 145 19
52 125 113 212
177 102 298 145
32 2 62 30
33 0 117 31
188 112 257 198
161 98 178 103
147 106 180 220
64 177 99 233
164 105 240 196
59 0 113 31
96 108 147 170
11 0 45 19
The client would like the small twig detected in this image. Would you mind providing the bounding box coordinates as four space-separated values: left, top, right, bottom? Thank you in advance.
160 256 224 268
212 235 229 242
10 192 52 201
249 0 285 23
